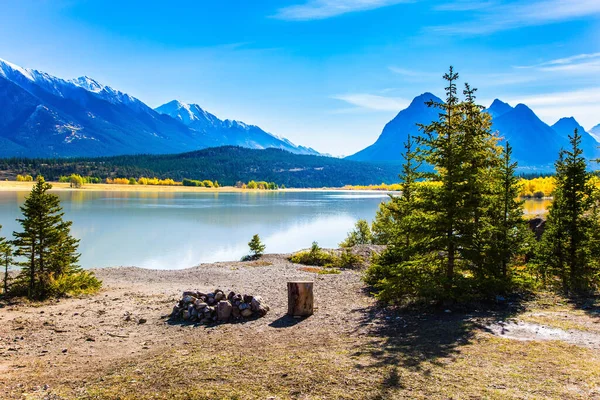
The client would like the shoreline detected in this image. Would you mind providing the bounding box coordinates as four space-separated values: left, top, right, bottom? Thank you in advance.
0 181 399 193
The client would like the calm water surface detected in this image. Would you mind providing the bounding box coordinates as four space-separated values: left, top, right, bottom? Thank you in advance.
0 191 550 270
0 190 393 269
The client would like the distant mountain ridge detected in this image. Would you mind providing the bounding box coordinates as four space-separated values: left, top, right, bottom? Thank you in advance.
0 58 318 158
348 93 599 170
155 100 319 155
590 124 600 143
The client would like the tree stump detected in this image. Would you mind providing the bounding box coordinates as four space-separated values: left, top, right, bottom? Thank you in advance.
287 281 313 317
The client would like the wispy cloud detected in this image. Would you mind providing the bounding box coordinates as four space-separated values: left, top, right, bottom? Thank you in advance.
506 87 600 129
388 66 439 79
434 0 499 12
332 93 410 111
431 0 600 35
516 52 600 74
273 0 412 21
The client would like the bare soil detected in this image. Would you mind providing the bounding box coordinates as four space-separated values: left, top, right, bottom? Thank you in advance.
2 255 600 399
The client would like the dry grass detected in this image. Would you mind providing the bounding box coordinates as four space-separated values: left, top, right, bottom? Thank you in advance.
40 313 600 400
5 265 600 400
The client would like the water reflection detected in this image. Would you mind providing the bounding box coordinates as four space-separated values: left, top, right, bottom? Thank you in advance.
0 190 388 270
522 199 552 215
0 191 553 270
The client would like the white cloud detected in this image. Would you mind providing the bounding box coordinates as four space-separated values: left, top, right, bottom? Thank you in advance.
273 0 412 21
515 52 600 75
388 66 439 79
506 88 600 129
432 0 600 34
332 93 410 111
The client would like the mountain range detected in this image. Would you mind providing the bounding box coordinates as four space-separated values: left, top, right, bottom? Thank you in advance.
348 93 599 170
0 58 318 158
1 58 598 171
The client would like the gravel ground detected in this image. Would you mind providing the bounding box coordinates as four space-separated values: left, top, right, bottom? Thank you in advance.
0 254 374 398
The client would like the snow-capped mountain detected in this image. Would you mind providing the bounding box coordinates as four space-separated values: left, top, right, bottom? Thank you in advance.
0 58 320 158
155 100 319 155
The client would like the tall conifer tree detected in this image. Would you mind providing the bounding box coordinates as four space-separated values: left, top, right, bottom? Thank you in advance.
538 129 598 294
12 176 87 299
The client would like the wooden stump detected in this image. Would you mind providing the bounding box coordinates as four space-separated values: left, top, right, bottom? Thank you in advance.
287 281 314 317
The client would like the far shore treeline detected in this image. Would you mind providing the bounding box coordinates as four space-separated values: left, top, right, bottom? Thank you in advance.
0 146 404 188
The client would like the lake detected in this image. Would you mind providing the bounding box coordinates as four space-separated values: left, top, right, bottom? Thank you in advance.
0 190 551 270
0 190 394 269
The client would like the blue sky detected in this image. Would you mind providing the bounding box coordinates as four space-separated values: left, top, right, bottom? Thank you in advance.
0 0 599 156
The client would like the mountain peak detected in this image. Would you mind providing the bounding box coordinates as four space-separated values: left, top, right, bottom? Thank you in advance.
552 116 586 135
513 103 536 116
487 99 513 119
0 57 35 81
70 76 104 93
409 92 441 107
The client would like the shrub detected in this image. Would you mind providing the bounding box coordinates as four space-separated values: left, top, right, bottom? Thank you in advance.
340 219 373 247
289 242 336 266
533 190 544 199
337 249 364 269
16 174 33 182
47 271 102 297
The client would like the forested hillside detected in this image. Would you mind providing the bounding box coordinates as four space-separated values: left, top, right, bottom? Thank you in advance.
0 146 401 188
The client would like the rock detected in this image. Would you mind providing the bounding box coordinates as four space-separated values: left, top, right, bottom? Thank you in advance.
251 296 263 311
241 308 253 318
528 217 546 241
217 300 233 321
173 290 270 324
257 305 268 317
138 318 147 325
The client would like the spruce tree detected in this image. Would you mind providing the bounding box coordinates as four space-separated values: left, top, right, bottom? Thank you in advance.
0 226 12 295
488 143 530 288
248 234 266 257
538 129 598 294
365 138 439 301
367 67 528 303
416 66 468 297
458 84 504 288
12 176 91 299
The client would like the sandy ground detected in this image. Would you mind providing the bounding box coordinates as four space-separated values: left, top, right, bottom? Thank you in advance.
0 255 372 398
